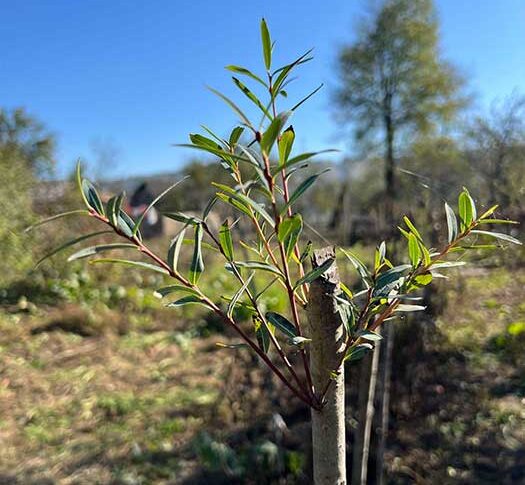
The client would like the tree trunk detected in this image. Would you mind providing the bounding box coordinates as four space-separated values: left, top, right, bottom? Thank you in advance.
376 324 394 484
307 247 347 485
351 339 381 485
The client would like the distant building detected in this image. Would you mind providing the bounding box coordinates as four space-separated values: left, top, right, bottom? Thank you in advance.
126 182 163 239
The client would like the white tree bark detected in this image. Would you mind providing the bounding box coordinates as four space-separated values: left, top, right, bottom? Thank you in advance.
307 247 347 485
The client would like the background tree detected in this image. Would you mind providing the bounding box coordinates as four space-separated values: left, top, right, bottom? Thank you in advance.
0 107 55 176
465 93 525 218
333 1 465 482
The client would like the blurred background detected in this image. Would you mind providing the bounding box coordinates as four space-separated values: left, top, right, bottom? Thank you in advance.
1 1 524 483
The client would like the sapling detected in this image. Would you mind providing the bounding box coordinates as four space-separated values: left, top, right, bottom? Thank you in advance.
31 19 521 484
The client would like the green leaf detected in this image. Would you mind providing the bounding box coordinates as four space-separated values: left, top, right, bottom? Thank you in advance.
260 18 272 70
479 204 499 220
81 179 105 215
167 228 186 273
208 86 253 130
228 126 245 147
189 224 204 284
299 240 312 263
431 261 466 269
232 76 272 120
470 230 522 245
478 219 518 225
76 160 89 209
117 209 141 240
458 188 475 231
403 216 423 242
413 272 433 286
278 126 295 166
67 243 136 262
25 209 89 233
294 257 335 290
395 304 426 312
278 214 303 259
408 233 421 267
35 230 111 268
216 342 249 350
219 221 234 261
106 193 125 227
154 285 200 298
290 83 323 111
374 264 410 296
266 311 297 338
226 260 282 276
288 336 311 347
281 170 328 214
133 177 188 236
272 150 337 175
344 343 373 363
444 202 458 243
166 295 208 308
359 331 382 342
225 65 266 87
339 248 372 287
90 258 169 275
254 317 271 353
272 49 314 94
162 212 202 226
213 183 275 227
260 111 292 155
227 273 254 318
202 197 217 221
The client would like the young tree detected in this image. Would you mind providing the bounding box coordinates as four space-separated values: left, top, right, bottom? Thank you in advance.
31 20 520 484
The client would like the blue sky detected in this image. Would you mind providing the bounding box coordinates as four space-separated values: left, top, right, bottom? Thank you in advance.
2 0 525 179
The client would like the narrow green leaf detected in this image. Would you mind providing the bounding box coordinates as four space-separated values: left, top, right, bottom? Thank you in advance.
359 331 382 342
254 317 271 353
189 224 204 284
260 18 272 70
229 126 245 147
479 204 499 220
227 273 254 318
166 295 208 308
458 189 475 231
408 233 421 267
25 209 89 233
281 170 328 214
294 257 335 290
344 343 373 363
413 272 433 286
81 179 105 215
167 228 186 273
226 260 282 276
278 214 303 259
431 261 467 269
478 219 518 225
219 221 234 260
154 285 200 298
163 212 202 226
225 65 267 87
208 86 253 129
202 197 217 221
444 202 458 243
213 183 275 227
290 83 323 111
470 230 522 245
90 258 169 275
117 209 141 240
278 126 295 166
216 342 249 350
266 312 297 338
395 304 427 312
232 76 272 120
403 216 423 242
339 248 372 287
67 243 136 262
260 111 292 155
272 150 337 175
133 177 188 236
76 160 89 209
106 193 124 227
35 230 111 268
